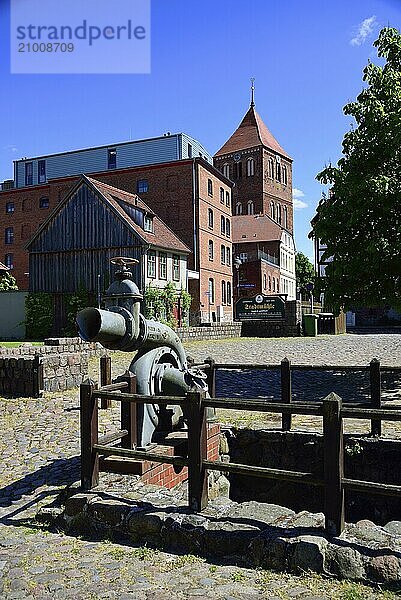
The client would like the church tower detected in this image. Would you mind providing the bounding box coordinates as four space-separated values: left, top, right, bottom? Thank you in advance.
214 81 294 234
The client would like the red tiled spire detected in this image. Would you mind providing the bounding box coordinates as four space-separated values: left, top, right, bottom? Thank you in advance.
215 104 291 160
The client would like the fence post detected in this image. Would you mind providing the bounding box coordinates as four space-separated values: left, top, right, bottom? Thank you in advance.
204 357 216 398
100 355 112 409
281 358 292 431
80 378 99 490
32 354 44 398
370 359 381 437
187 390 208 511
120 371 137 449
322 392 344 536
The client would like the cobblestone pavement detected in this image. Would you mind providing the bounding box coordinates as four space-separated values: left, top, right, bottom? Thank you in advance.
0 334 400 599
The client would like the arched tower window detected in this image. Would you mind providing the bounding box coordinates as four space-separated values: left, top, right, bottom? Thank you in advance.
236 202 243 215
284 206 288 228
282 165 288 185
222 163 230 178
270 202 275 220
247 201 254 215
277 204 282 224
276 162 281 182
246 158 255 177
268 158 274 178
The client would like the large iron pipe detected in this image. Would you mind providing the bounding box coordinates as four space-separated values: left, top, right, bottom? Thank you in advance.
77 307 127 343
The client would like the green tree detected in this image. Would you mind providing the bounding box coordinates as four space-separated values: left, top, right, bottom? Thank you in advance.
312 27 401 312
295 252 315 292
0 272 18 291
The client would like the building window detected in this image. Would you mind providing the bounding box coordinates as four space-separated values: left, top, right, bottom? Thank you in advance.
5 227 13 245
108 149 117 170
5 253 13 269
38 159 46 183
226 247 231 266
268 158 274 178
247 201 254 215
144 214 153 232
208 278 215 304
246 158 255 177
39 197 49 209
276 162 281 182
233 162 242 179
25 162 33 186
172 255 180 281
6 202 14 214
207 179 213 196
221 245 226 265
222 280 226 304
269 275 271 291
282 165 288 185
137 179 149 193
226 218 231 237
147 250 156 278
208 208 214 229
284 206 288 229
273 278 276 292
235 203 242 215
263 274 267 290
220 215 225 235
208 240 214 261
188 143 193 158
159 252 167 280
278 204 282 224
220 187 224 204
222 163 230 178
227 281 232 304
225 191 230 207
270 202 275 220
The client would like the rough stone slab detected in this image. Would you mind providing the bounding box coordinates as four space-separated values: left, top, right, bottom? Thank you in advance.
57 492 401 584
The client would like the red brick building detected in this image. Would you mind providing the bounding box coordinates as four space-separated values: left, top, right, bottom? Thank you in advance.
214 96 294 235
214 92 296 301
0 158 233 324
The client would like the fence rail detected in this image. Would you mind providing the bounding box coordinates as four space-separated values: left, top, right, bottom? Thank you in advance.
81 362 401 536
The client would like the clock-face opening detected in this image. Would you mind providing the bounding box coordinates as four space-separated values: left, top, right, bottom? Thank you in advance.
233 153 241 162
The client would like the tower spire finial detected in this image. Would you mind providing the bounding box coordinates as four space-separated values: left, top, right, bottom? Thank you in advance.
250 77 255 107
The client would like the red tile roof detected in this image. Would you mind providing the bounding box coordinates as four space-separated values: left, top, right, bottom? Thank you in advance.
215 106 291 160
86 177 190 254
232 214 283 244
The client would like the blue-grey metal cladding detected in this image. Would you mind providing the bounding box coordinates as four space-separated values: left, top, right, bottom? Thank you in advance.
28 184 143 293
15 135 191 188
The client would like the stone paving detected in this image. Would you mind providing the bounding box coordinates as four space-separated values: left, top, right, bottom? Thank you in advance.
0 334 400 598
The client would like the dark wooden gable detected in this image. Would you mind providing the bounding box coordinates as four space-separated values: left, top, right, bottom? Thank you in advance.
28 182 143 293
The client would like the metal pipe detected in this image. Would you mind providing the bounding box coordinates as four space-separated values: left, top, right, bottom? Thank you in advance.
76 307 126 342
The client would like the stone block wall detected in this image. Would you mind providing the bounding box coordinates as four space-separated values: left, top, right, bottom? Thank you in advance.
0 337 106 397
176 323 242 342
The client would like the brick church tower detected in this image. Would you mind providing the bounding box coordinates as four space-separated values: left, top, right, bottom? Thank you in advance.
214 82 293 234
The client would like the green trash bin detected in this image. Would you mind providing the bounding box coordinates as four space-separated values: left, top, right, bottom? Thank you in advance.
303 313 319 337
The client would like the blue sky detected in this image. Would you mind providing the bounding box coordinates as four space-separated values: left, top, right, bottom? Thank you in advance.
1 0 400 260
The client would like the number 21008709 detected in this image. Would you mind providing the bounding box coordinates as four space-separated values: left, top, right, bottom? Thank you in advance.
18 42 74 52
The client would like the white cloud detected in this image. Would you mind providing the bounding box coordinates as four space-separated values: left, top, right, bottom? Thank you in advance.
350 16 377 46
292 188 308 210
3 145 18 153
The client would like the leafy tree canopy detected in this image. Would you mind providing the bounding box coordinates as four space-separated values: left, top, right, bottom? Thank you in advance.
0 272 18 291
312 27 401 313
295 252 315 291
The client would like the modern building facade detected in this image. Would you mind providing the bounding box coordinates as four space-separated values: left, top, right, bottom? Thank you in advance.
9 133 211 189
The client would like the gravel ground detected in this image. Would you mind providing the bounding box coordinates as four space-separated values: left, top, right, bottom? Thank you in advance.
0 334 400 599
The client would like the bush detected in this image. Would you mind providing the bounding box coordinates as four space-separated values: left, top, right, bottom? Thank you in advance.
25 293 54 339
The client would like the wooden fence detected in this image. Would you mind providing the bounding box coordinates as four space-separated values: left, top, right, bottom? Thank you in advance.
81 358 401 536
